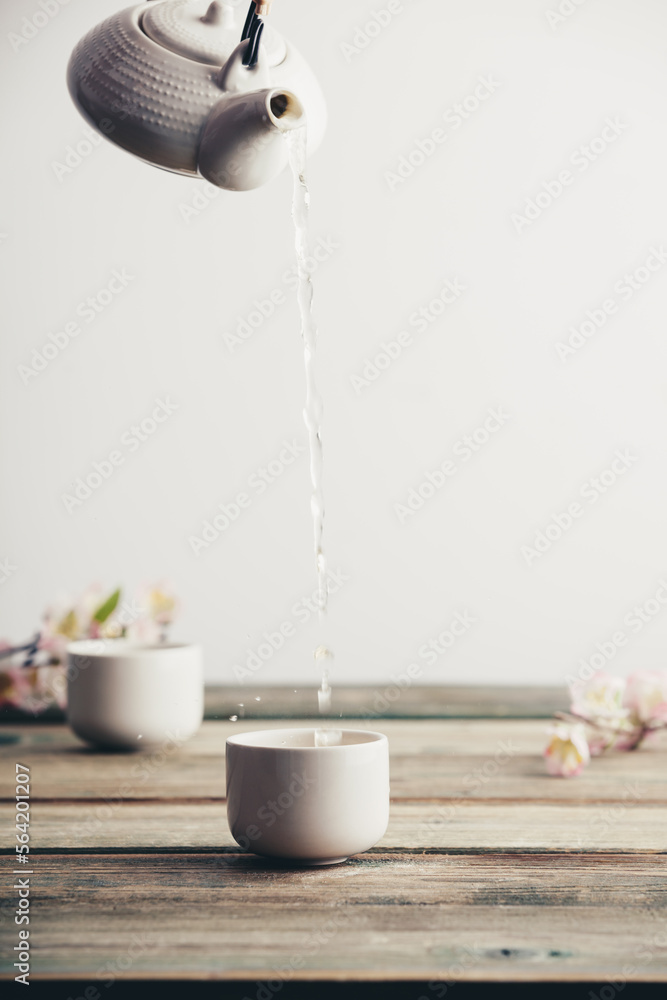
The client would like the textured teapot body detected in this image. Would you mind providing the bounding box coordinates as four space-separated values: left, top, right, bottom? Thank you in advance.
67 1 326 190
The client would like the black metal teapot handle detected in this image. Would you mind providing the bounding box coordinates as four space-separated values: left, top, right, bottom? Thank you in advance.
240 1 266 67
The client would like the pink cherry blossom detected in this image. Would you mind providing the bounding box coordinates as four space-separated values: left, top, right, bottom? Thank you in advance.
544 723 591 777
569 672 629 726
135 581 179 626
125 615 162 645
40 584 106 659
624 669 667 727
586 732 612 757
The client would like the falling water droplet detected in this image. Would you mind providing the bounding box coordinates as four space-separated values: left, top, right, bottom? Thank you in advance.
314 728 342 747
315 645 333 713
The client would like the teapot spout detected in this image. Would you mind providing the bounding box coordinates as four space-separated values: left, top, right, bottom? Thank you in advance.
198 88 305 191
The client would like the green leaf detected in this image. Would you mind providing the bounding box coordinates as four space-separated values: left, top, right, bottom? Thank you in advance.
93 588 121 624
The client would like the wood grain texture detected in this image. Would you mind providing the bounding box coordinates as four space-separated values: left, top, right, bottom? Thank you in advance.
1 717 666 983
0 684 568 724
1 799 666 853
203 685 568 719
1 853 666 981
2 720 665 803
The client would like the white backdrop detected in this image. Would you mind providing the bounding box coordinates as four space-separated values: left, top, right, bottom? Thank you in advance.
2 0 667 690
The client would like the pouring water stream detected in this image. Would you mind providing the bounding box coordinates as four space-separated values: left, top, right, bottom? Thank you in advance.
284 126 339 745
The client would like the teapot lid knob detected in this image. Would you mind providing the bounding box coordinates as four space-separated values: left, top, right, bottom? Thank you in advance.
201 1 233 27
142 0 285 67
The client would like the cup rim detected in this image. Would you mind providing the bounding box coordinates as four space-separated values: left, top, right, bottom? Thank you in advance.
67 639 200 658
226 727 388 750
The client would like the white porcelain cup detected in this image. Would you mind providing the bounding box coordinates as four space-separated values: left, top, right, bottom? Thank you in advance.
67 640 203 750
226 728 390 865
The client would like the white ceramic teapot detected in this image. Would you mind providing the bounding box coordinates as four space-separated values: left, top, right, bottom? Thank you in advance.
67 0 326 190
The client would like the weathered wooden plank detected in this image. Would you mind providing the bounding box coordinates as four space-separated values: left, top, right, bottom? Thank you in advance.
2 718 666 985
204 685 568 719
2 717 551 754
2 720 665 803
0 685 568 724
1 799 665 853
1 853 665 981
6 716 665 758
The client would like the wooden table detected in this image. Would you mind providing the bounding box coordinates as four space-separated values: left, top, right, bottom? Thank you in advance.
1 710 666 995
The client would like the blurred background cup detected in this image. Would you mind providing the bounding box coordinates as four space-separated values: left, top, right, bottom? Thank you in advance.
66 639 203 750
226 728 390 864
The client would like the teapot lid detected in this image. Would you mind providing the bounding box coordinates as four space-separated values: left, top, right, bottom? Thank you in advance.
142 0 286 67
